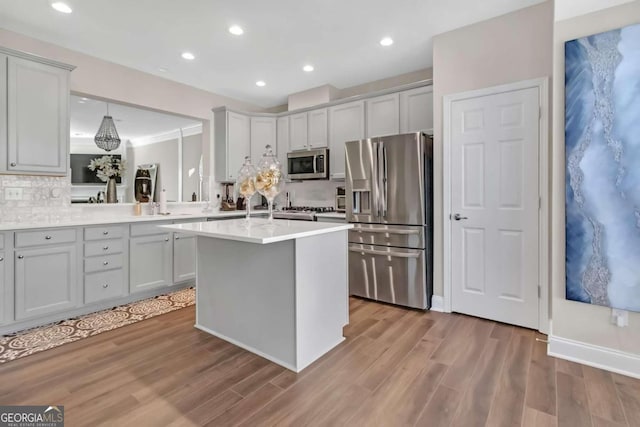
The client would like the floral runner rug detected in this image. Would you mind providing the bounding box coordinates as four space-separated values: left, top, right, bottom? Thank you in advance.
0 287 195 364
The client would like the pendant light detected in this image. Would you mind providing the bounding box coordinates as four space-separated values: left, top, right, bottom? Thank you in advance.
94 103 121 152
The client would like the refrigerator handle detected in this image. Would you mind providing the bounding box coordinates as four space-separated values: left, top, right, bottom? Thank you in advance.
382 142 388 218
376 141 386 219
372 141 380 218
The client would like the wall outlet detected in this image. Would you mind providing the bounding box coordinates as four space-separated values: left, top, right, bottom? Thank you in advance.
611 308 629 327
4 187 23 200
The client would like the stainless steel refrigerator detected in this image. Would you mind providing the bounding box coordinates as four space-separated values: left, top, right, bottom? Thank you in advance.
345 132 433 309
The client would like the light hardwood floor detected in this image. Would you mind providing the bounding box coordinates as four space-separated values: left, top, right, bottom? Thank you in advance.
0 298 638 426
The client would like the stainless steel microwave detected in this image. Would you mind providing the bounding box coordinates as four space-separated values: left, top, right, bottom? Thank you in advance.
287 148 329 180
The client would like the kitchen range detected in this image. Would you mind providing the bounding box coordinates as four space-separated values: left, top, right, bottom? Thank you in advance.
273 206 337 221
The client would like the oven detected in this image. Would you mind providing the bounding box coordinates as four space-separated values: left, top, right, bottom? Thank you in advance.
287 148 329 180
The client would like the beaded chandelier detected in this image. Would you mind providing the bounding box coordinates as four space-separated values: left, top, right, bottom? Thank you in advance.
94 103 121 152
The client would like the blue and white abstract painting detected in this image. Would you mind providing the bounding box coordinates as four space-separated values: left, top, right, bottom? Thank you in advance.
565 24 640 313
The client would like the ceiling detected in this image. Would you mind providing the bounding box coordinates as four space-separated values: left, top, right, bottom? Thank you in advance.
70 95 200 142
0 0 545 108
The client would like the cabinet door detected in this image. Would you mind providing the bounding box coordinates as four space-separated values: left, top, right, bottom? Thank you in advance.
0 56 6 174
329 101 365 179
289 112 308 151
7 56 69 175
308 108 328 148
276 116 290 171
227 111 250 181
130 234 173 293
15 245 78 320
250 117 276 164
173 233 196 283
400 86 433 134
366 93 400 138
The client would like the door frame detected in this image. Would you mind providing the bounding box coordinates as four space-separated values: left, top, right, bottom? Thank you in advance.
442 77 550 334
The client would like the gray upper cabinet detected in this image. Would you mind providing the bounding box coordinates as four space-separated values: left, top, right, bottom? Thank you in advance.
250 116 276 165
14 244 78 320
214 109 251 182
366 93 400 138
400 86 433 134
328 101 365 179
2 51 74 176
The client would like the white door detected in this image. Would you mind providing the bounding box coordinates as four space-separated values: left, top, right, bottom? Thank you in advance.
450 87 539 329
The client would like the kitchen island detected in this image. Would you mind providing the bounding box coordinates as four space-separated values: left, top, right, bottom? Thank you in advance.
160 218 353 372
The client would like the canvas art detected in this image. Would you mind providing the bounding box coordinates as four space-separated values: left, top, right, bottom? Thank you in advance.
565 23 640 312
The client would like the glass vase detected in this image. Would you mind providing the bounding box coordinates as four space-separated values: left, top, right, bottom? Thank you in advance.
255 145 284 223
236 156 258 223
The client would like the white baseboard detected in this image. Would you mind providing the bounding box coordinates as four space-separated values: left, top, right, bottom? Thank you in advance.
431 295 444 312
548 335 640 379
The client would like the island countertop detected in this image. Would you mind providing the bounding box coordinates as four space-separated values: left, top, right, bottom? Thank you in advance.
159 218 353 244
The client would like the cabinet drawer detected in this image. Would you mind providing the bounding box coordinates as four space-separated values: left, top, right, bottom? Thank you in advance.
130 222 171 237
84 225 125 241
84 253 124 273
84 240 124 257
84 269 125 304
15 228 77 248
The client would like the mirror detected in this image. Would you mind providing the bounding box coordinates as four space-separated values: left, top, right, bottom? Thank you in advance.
69 95 204 204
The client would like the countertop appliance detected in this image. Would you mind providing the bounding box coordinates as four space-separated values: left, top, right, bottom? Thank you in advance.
346 132 433 310
273 206 336 221
287 148 329 180
220 183 236 211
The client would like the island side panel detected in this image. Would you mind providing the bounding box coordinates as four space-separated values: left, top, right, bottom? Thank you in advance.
294 230 349 371
196 236 297 370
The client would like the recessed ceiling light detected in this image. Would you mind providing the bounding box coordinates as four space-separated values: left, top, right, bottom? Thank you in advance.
81 97 88 101
158 67 168 72
181 52 195 60
303 65 314 72
228 25 244 35
256 81 266 87
51 2 72 13
77 100 85 104
380 37 394 47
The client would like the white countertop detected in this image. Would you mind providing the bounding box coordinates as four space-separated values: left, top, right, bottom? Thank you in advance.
315 212 346 220
159 218 353 244
0 210 253 231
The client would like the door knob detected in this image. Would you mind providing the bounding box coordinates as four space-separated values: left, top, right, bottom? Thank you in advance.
453 213 468 221
10 162 16 167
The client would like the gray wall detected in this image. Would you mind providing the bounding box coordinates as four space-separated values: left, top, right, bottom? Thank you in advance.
132 139 179 202
431 0 554 297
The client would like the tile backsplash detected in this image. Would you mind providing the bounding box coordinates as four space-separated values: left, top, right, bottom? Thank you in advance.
0 175 73 222
276 180 344 207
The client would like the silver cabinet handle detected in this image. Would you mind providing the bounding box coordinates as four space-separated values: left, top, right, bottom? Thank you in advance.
103 231 109 235
103 246 109 250
165 237 170 242
45 235 52 240
0 257 3 262
10 162 16 167
453 213 468 221
175 236 180 240
103 284 109 288
17 255 24 259
103 261 109 265
349 247 420 258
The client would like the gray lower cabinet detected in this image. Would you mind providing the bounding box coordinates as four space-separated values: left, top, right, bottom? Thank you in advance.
173 233 196 283
129 233 173 293
14 245 77 320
